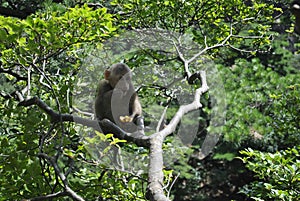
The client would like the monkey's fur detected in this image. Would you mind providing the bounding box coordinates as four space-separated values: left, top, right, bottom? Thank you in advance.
95 63 142 132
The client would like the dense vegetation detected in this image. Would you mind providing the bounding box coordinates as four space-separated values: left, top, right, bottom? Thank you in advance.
0 0 299 200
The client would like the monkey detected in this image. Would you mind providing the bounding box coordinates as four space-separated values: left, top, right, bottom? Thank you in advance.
94 63 143 133
291 0 300 35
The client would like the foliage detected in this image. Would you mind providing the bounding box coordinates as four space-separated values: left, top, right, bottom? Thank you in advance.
0 4 114 68
220 56 299 150
0 0 298 200
0 5 117 200
240 147 300 201
265 84 300 150
112 0 276 52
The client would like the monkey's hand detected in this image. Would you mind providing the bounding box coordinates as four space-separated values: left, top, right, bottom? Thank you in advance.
119 115 133 123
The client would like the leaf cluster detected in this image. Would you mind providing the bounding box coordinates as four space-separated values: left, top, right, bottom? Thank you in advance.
240 147 300 200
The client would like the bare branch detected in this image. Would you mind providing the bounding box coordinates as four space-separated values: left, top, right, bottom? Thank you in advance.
156 106 168 132
38 153 84 201
38 58 51 89
172 40 192 77
167 173 180 199
232 34 264 39
26 191 69 201
160 71 208 139
187 24 233 64
72 106 94 117
172 24 233 81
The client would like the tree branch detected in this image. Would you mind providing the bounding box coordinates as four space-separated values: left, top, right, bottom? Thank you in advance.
147 71 209 201
0 68 27 81
26 191 69 201
38 153 84 201
18 97 150 148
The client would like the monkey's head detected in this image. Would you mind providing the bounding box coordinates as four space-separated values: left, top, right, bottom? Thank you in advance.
104 63 133 92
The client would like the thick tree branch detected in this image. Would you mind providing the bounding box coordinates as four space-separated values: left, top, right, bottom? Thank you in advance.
18 97 150 147
147 71 209 201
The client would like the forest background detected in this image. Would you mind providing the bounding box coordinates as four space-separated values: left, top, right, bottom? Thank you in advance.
0 0 299 201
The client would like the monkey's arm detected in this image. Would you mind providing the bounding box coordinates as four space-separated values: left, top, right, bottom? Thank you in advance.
132 97 144 131
119 96 144 132
131 95 142 118
120 94 142 123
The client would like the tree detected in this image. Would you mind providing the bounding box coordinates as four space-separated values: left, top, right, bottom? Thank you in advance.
0 1 284 200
